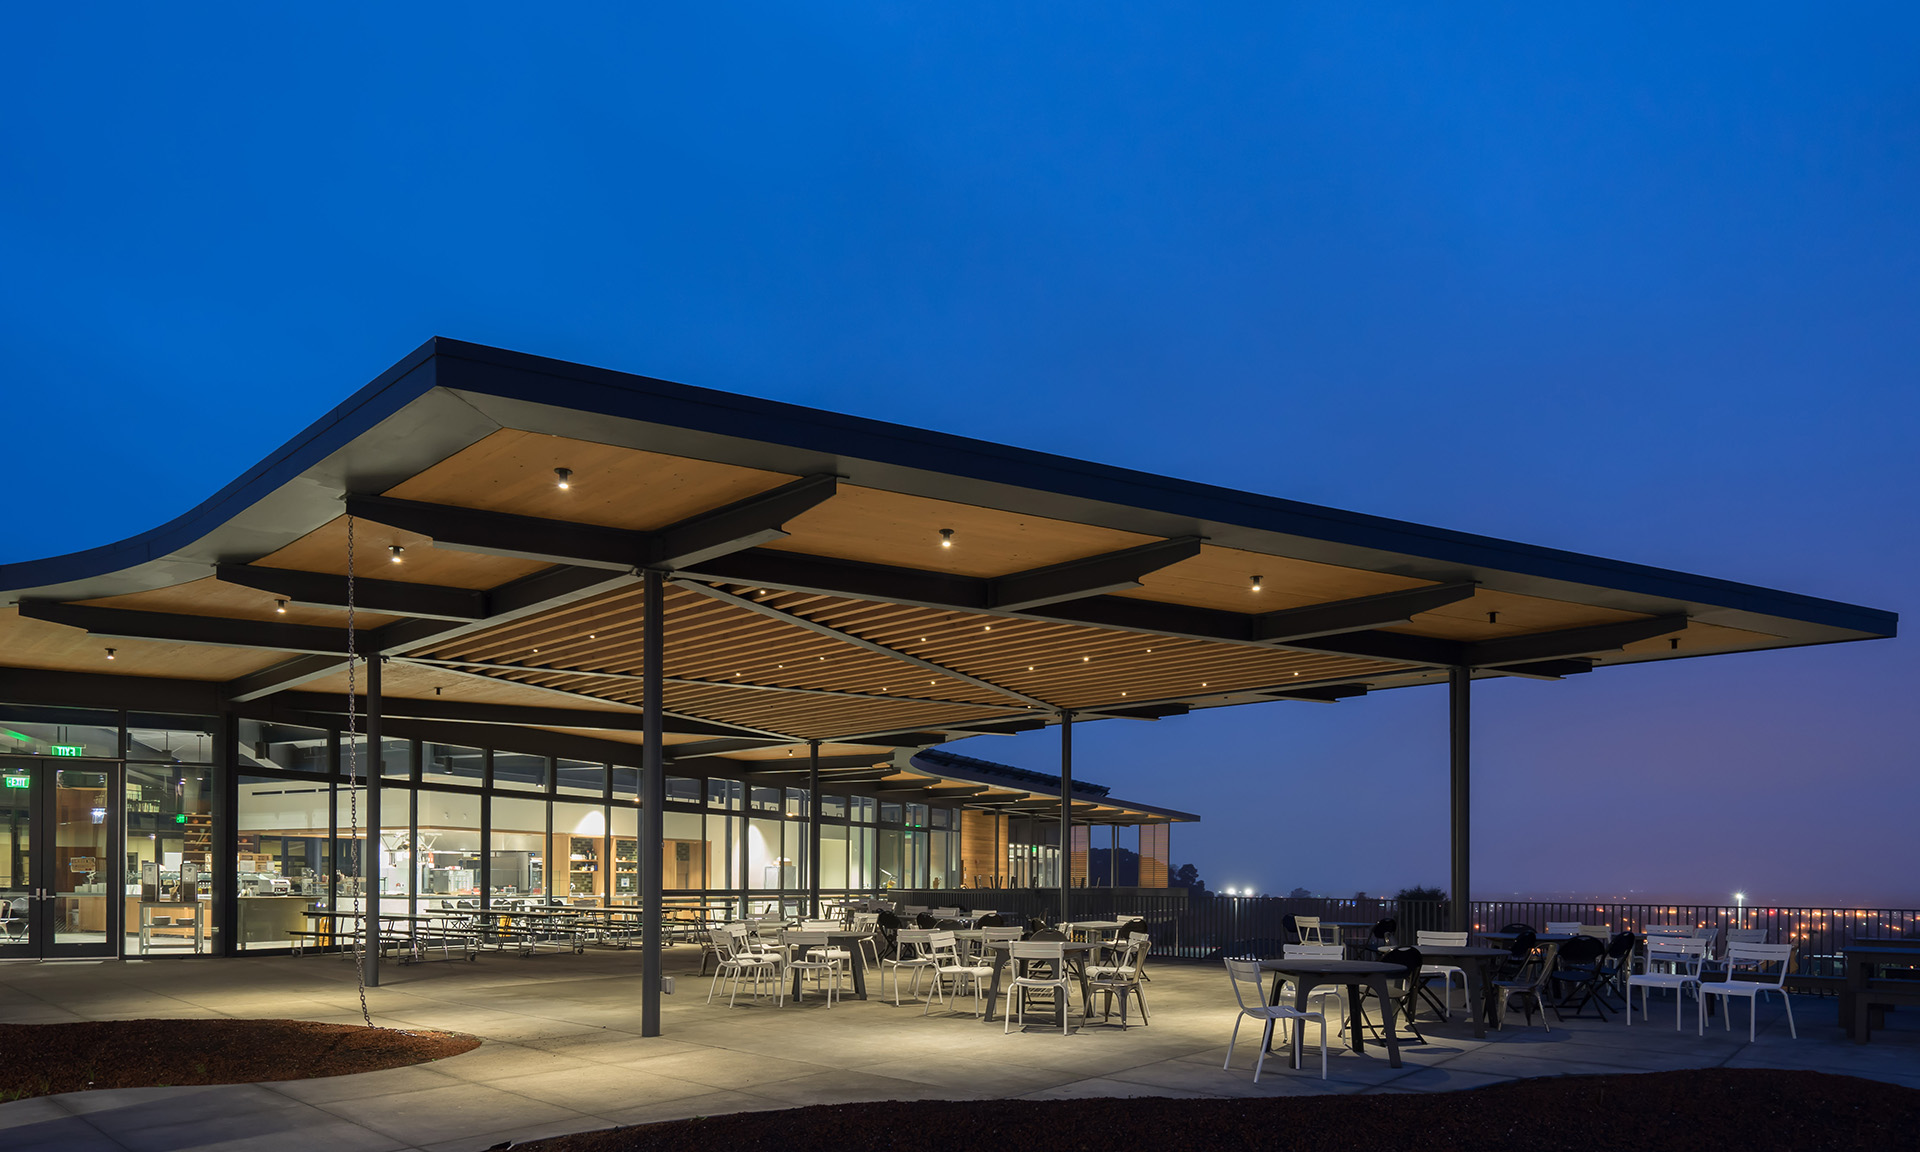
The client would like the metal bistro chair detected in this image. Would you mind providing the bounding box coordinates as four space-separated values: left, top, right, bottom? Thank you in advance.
1627 938 1708 1031
1086 936 1151 1027
1493 942 1560 1031
1415 931 1469 1019
1005 939 1075 1035
884 927 939 1004
1699 943 1797 1041
1223 958 1327 1081
708 926 783 1007
1278 944 1347 1024
781 929 842 1007
923 930 992 1017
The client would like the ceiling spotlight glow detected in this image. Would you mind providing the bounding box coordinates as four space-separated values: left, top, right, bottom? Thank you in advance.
389 545 405 564
1250 575 1263 592
554 467 573 489
105 647 117 660
275 599 287 614
939 528 954 548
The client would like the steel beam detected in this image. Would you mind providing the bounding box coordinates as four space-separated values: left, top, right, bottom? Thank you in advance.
1466 616 1688 667
1253 582 1478 642
345 475 836 572
19 602 354 655
988 537 1202 611
1482 658 1596 681
215 565 486 621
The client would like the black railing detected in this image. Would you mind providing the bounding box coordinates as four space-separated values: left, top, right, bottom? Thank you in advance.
886 889 1916 987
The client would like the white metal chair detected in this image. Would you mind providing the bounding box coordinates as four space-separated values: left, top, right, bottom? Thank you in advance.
1086 936 1151 1027
923 930 992 1017
975 925 1023 966
1493 942 1561 1030
1545 921 1584 935
1725 928 1768 946
1277 944 1347 1025
1415 930 1469 1018
1004 940 1074 1035
1294 915 1331 945
883 927 939 1004
1223 958 1326 1081
850 912 883 970
1627 938 1708 1030
707 927 782 1007
781 930 842 1006
1699 943 1796 1041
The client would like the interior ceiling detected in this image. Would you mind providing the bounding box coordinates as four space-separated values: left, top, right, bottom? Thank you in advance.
0 385 1862 821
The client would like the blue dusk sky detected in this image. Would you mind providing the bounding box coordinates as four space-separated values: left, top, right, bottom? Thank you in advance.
3 5 1914 903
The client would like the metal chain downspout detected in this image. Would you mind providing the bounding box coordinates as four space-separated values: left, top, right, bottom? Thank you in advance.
345 516 372 1027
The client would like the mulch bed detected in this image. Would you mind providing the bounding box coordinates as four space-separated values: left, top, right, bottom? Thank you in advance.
518 1069 1919 1152
0 1019 478 1101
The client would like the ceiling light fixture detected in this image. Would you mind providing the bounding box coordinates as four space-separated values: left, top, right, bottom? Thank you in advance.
1250 575 1263 592
275 599 287 614
105 647 117 660
389 545 405 564
939 528 954 548
554 467 573 490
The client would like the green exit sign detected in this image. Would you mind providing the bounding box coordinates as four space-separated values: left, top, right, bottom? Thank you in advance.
49 745 83 757
3 775 27 789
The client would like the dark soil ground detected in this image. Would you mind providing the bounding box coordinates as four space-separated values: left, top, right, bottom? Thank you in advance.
517 1069 1920 1152
0 1019 478 1101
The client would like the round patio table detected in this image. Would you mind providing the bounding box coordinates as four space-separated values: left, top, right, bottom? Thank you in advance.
1258 957 1405 1070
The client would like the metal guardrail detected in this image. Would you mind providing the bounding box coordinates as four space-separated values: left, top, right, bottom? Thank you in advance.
887 889 1918 987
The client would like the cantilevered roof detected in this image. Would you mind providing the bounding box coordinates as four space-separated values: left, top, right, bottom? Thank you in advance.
0 338 1896 775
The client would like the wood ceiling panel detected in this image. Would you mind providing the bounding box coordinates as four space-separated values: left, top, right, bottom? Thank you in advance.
382 428 796 531
1615 619 1781 657
76 576 400 628
1116 544 1432 613
1384 588 1648 642
251 515 549 590
0 608 283 680
765 485 1156 577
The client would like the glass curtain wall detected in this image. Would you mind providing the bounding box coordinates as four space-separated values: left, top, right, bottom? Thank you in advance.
236 775 330 949
490 795 547 902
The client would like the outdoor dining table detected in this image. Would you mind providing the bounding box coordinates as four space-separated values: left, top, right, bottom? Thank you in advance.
301 909 477 963
781 929 876 1002
1476 931 1576 945
1405 945 1509 1037
979 939 1098 1027
1259 957 1405 1070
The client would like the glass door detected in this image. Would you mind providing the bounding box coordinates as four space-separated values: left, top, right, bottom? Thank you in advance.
0 762 121 958
0 767 31 956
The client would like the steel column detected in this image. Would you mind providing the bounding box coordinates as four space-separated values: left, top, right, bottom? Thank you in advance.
807 740 821 918
1449 665 1470 933
1059 710 1073 925
363 654 382 987
641 568 666 1036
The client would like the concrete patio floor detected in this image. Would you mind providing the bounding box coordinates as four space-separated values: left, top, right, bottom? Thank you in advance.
2 945 1917 1151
